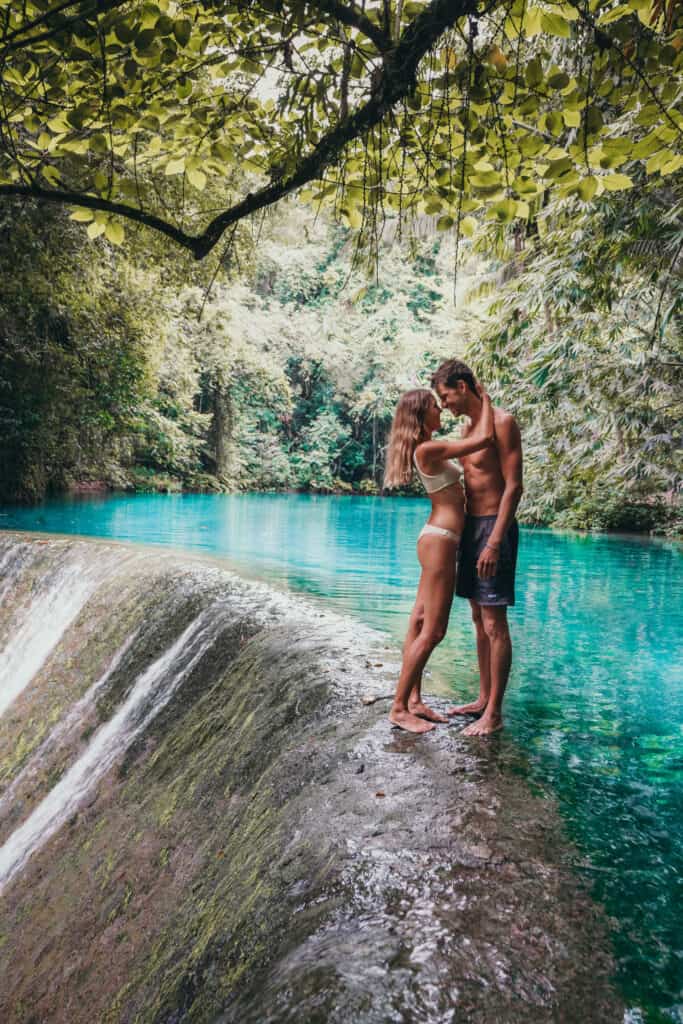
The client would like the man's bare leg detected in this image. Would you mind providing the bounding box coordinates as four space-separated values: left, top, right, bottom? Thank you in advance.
448 600 491 715
463 605 511 735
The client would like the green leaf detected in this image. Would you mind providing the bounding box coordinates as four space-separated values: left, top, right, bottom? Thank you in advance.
42 165 61 186
577 175 598 200
87 221 106 239
602 172 633 190
597 4 631 24
436 215 454 230
176 76 193 100
341 206 362 229
584 106 604 135
173 19 192 46
70 209 94 222
545 156 574 179
155 15 174 35
548 72 570 89
187 167 207 189
114 20 135 44
660 154 683 175
523 6 543 36
164 156 185 175
525 58 543 88
540 12 571 36
546 111 564 136
104 220 125 244
460 215 477 237
563 109 581 128
488 198 517 222
135 28 156 51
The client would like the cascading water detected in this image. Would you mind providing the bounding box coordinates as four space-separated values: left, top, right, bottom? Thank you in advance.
0 613 215 888
0 627 140 823
0 543 124 716
0 532 624 1024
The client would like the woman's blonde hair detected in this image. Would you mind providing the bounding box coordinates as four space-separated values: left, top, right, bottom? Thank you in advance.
383 388 436 489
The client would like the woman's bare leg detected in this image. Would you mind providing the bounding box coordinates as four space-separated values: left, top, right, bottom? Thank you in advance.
402 576 446 722
390 536 456 733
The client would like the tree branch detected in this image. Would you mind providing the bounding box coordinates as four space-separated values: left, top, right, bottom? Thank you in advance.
1 0 128 56
307 0 391 51
194 0 478 257
2 0 478 258
0 183 197 249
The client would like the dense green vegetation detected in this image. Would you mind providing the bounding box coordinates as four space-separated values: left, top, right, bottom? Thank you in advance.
0 0 681 533
3 0 683 255
469 181 683 534
1 185 680 534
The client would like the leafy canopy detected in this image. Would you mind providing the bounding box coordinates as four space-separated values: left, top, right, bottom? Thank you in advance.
2 0 683 256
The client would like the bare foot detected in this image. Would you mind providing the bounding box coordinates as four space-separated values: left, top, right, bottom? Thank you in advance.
463 713 503 736
408 700 448 724
389 709 436 734
447 700 488 717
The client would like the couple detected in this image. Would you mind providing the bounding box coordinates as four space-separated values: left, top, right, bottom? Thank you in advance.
384 359 523 736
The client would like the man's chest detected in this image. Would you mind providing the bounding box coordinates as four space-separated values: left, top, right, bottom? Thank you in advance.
461 447 500 476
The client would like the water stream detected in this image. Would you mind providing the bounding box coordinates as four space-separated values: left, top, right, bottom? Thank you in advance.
0 493 681 1022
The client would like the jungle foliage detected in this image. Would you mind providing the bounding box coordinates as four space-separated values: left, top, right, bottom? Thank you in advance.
1 187 680 535
468 181 683 533
2 0 683 260
1 0 682 531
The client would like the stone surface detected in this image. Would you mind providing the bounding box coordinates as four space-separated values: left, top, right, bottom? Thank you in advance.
0 533 623 1023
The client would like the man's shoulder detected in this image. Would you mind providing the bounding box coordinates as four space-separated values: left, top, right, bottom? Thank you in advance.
493 407 521 443
493 406 519 427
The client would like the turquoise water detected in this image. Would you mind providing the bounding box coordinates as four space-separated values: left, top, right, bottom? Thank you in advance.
2 492 682 1019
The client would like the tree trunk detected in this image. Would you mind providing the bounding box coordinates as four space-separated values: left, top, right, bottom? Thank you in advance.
211 383 235 483
372 414 377 482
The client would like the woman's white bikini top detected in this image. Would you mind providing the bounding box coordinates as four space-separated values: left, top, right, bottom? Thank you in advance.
413 451 461 494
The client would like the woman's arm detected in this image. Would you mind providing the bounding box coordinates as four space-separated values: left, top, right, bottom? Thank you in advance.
418 391 494 463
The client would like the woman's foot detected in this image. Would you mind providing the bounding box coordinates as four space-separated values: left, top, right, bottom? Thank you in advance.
408 700 448 723
463 712 503 736
447 699 488 717
389 708 436 733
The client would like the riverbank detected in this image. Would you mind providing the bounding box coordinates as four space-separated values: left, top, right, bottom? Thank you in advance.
0 532 624 1023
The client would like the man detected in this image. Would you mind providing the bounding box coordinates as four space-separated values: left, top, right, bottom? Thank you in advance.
431 359 523 735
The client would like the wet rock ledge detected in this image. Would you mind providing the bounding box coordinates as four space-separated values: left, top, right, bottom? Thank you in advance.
0 532 623 1023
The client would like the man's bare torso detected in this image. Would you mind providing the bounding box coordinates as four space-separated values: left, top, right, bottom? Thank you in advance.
460 406 513 516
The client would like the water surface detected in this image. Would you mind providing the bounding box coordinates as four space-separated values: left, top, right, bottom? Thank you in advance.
1 492 682 1020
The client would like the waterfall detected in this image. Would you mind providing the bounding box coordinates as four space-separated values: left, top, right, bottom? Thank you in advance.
0 628 139 822
0 611 214 889
0 532 623 1024
0 549 119 717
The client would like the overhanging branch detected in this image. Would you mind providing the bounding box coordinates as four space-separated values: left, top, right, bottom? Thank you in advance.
0 183 197 249
197 0 478 256
2 0 478 258
307 0 392 50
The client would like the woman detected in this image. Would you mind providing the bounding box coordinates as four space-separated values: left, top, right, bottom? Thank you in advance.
383 385 494 733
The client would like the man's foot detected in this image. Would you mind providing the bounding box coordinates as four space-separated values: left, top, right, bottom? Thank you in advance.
408 700 449 724
389 709 436 733
463 713 503 736
447 699 488 717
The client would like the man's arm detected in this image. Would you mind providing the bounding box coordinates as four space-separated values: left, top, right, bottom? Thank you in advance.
477 415 523 580
420 393 494 464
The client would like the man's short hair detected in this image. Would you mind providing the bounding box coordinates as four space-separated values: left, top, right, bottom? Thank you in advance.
431 359 478 396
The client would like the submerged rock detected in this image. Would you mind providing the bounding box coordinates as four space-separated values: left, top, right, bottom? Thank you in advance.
0 532 623 1023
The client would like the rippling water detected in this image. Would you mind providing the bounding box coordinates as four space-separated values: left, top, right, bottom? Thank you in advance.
1 493 682 1020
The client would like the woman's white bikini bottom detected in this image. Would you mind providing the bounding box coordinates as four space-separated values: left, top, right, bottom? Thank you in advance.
418 524 461 543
